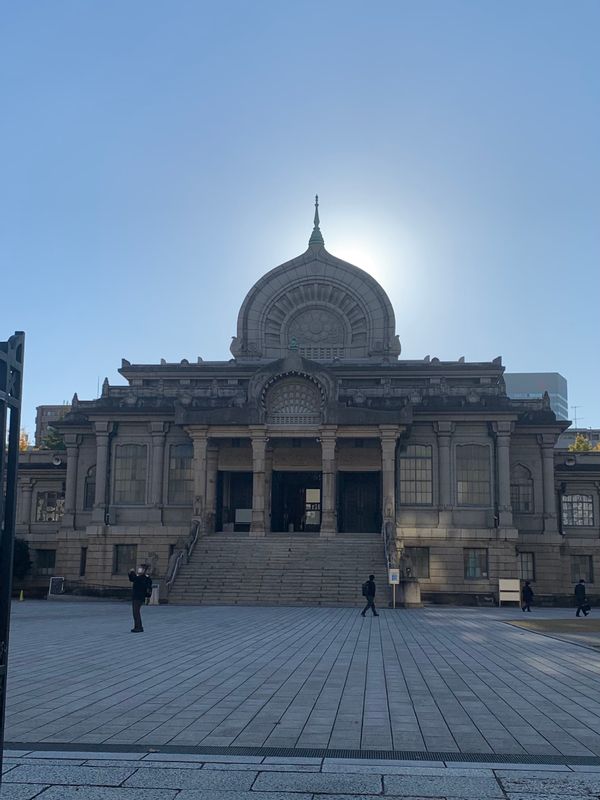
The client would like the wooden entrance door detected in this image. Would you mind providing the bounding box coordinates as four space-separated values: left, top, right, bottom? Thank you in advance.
338 472 381 533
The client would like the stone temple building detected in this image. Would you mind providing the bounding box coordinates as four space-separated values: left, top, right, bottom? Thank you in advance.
15 203 600 605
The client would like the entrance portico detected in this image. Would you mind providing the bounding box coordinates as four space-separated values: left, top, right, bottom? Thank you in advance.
186 424 403 536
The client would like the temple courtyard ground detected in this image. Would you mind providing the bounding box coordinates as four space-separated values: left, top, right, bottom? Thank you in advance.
3 601 600 799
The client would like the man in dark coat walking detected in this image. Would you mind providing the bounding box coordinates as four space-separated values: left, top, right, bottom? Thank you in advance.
129 564 153 632
521 581 534 612
361 574 379 617
575 579 589 617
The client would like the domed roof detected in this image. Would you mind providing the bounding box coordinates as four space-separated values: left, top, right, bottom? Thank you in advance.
231 199 401 364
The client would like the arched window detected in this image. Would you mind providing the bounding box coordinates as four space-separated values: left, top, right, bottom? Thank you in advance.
510 464 534 513
84 465 96 510
399 444 433 505
113 444 147 505
456 444 491 506
168 443 193 505
264 376 322 425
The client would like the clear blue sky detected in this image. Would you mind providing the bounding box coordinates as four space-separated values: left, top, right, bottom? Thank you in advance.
2 1 599 436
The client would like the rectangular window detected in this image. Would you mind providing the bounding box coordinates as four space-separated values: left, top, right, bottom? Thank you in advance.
79 547 88 577
464 548 489 579
35 549 56 576
404 546 430 578
113 544 138 575
399 445 433 505
518 551 535 581
114 444 147 505
511 483 533 513
35 491 65 522
562 495 594 527
571 555 594 584
167 443 194 505
456 445 491 506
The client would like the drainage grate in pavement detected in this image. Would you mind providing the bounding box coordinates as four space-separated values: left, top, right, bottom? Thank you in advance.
6 742 600 766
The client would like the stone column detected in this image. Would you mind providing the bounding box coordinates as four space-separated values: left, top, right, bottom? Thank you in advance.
250 427 267 535
63 433 82 528
379 425 399 527
188 426 208 527
149 422 168 515
264 446 273 534
92 421 111 523
435 421 454 527
320 426 337 537
205 444 219 533
20 482 34 527
538 434 558 533
493 422 513 527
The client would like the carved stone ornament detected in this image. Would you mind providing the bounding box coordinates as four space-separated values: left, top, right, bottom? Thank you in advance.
265 376 322 424
288 309 344 347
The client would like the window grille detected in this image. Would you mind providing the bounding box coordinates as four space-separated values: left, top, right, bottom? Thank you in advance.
562 494 594 527
464 548 489 579
399 445 433 505
168 443 193 505
518 551 535 581
510 465 534 513
35 491 65 522
114 444 147 505
456 445 491 506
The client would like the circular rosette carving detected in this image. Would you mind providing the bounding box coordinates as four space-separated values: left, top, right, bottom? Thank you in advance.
288 309 344 346
264 376 323 425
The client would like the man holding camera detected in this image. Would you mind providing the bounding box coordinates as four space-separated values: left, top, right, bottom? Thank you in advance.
128 564 153 633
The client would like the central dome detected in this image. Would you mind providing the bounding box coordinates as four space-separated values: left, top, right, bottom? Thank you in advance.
231 202 400 364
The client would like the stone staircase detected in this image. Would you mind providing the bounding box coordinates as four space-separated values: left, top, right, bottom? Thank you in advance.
168 532 389 607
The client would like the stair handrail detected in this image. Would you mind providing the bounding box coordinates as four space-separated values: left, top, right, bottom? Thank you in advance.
165 519 202 593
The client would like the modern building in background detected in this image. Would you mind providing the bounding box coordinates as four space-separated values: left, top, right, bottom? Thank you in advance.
35 404 71 446
504 373 568 420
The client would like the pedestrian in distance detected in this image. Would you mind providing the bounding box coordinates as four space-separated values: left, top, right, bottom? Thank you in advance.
128 564 153 632
361 574 379 617
575 578 590 617
521 580 534 612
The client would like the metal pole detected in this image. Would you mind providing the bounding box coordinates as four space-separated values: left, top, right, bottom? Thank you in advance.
0 332 25 786
393 584 396 610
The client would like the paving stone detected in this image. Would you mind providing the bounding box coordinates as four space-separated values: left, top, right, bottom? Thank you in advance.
123 767 255 790
143 752 262 763
175 793 312 800
383 774 505 797
253 771 382 794
33 789 179 800
24 751 144 761
0 786 48 800
3 765 135 786
499 774 600 795
322 763 493 776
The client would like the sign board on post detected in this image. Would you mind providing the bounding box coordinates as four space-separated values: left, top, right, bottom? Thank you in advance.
48 577 65 596
388 569 400 609
498 578 521 606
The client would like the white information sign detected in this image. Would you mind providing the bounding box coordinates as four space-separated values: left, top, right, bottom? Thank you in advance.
498 578 521 606
388 568 400 585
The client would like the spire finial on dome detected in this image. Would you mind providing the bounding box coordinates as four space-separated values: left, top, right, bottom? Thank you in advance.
308 194 324 247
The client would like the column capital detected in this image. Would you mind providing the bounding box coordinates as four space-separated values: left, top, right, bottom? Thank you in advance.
491 421 514 438
434 421 455 438
149 421 169 437
379 424 401 439
64 432 82 448
94 420 113 437
185 425 209 441
319 424 338 440
537 433 558 449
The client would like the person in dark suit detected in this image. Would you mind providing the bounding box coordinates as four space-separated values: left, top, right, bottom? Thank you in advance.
361 574 379 617
575 579 589 617
128 564 153 632
521 581 534 612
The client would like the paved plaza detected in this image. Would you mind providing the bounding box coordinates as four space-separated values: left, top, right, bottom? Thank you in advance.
5 601 600 757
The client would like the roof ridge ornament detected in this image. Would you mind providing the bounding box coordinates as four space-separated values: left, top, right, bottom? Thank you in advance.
308 194 325 247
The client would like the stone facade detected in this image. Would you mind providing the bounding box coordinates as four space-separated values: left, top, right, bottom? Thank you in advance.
15 212 600 603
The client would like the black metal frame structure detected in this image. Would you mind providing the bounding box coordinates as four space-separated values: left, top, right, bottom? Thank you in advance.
0 332 24 782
